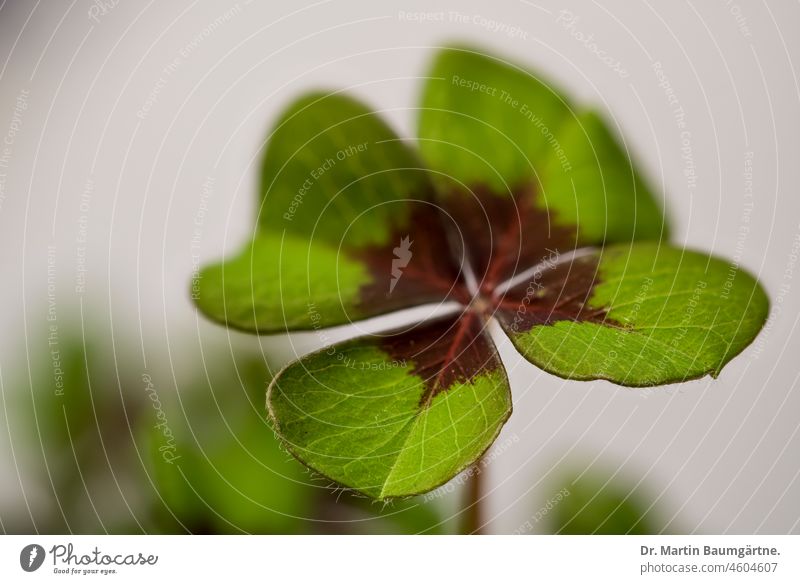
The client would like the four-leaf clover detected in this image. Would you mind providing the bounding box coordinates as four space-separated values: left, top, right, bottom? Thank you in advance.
194 47 768 499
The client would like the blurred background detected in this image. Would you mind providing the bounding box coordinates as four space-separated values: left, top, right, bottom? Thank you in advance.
1 0 799 534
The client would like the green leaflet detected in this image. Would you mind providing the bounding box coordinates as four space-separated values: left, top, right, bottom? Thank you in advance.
418 47 667 244
194 93 454 333
195 232 370 333
258 91 428 247
539 111 667 243
504 243 769 385
419 47 571 192
268 322 512 499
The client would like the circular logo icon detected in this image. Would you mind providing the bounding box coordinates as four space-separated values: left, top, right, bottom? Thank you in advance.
20 544 45 572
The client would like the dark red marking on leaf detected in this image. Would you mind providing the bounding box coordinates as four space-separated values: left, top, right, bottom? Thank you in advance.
353 200 472 314
378 312 500 407
439 183 580 295
492 252 615 334
353 182 613 402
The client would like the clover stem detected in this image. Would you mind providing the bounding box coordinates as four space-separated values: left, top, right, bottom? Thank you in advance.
460 462 484 535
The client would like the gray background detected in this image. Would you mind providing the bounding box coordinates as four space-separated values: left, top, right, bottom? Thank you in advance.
0 0 798 533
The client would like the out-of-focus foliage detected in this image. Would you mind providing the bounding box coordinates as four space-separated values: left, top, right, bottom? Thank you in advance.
11 330 143 533
6 328 448 534
546 468 666 535
140 354 315 534
7 326 668 535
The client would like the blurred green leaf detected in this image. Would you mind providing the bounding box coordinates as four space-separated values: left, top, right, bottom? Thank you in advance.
12 331 142 533
142 355 315 534
546 468 664 535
